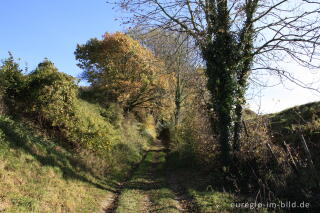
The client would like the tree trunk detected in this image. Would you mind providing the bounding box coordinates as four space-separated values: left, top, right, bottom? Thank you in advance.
233 103 242 151
203 40 236 166
174 72 182 127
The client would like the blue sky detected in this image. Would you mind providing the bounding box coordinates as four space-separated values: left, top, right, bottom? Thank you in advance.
1 0 319 113
0 0 123 78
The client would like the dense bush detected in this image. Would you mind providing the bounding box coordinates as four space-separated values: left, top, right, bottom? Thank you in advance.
73 104 152 178
22 60 122 153
234 117 290 200
167 94 218 169
13 60 153 177
25 60 78 130
0 54 25 114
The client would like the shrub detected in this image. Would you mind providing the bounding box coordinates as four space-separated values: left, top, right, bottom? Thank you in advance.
235 116 290 199
0 54 25 114
24 60 118 152
1 57 154 181
168 100 218 169
73 99 120 152
0 89 5 115
20 60 152 176
26 60 78 130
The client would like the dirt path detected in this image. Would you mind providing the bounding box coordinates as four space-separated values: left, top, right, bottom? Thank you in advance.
101 150 149 213
166 173 200 213
100 143 197 213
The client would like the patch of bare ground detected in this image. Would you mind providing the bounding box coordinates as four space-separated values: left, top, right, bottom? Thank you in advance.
141 194 152 213
99 193 117 213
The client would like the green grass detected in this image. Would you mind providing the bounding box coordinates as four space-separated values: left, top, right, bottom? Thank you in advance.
116 189 146 213
189 189 236 213
149 188 180 213
0 90 155 211
266 101 320 135
265 101 320 170
189 189 269 212
115 148 180 213
0 115 115 212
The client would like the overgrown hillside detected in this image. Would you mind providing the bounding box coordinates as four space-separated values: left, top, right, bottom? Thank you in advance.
265 101 320 176
267 101 320 149
267 101 320 201
237 102 320 208
0 103 154 212
0 55 155 212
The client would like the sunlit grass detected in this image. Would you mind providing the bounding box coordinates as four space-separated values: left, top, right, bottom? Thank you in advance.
0 115 110 213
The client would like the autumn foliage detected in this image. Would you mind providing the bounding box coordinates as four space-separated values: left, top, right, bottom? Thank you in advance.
75 32 169 112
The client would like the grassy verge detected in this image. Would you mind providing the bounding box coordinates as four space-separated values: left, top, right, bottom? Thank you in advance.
0 115 115 212
189 189 246 213
165 150 255 213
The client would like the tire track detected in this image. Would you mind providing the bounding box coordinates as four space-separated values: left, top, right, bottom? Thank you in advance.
101 142 199 213
101 151 149 213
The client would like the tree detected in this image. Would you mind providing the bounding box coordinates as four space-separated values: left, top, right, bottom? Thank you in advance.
128 28 199 127
0 53 25 113
111 0 320 165
75 32 168 113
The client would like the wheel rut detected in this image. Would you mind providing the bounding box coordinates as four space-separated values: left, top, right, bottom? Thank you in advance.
102 151 149 213
101 143 198 213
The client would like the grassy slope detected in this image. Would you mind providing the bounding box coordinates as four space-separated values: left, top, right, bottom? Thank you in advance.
0 115 113 212
0 99 151 212
266 101 320 137
2 95 317 212
266 101 320 167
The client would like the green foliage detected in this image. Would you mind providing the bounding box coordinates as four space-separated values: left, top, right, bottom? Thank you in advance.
0 53 26 113
203 33 239 165
0 115 110 213
25 60 78 130
22 60 122 154
168 102 217 169
74 99 120 152
0 62 155 209
0 56 154 179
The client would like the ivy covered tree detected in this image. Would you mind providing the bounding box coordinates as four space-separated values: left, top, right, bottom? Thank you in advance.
75 32 169 113
111 0 320 166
